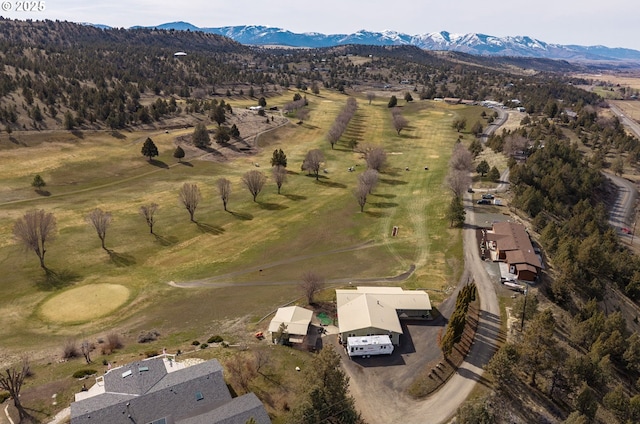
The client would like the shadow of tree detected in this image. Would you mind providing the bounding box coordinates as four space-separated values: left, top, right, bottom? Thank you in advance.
283 193 307 201
315 179 347 189
71 130 85 139
109 131 126 139
369 202 398 209
228 210 253 221
365 210 388 218
153 234 179 246
258 202 289 211
37 268 81 291
149 159 169 169
107 250 137 267
35 189 51 196
379 178 408 186
372 193 397 199
179 161 194 167
196 222 225 235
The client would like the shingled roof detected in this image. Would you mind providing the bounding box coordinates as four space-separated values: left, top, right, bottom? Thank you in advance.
70 357 270 424
488 221 541 270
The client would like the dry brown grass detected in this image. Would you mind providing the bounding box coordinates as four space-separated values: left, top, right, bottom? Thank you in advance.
611 100 640 122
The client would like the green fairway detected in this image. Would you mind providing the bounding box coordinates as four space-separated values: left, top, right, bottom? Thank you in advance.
0 91 480 352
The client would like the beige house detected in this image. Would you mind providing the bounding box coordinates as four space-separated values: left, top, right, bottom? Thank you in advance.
268 306 313 344
336 287 432 346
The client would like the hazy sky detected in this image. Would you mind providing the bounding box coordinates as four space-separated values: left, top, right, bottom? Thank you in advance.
3 0 639 50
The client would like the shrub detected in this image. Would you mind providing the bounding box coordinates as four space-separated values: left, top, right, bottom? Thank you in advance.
137 330 160 344
63 339 79 359
145 350 158 358
106 333 123 350
221 342 229 348
101 332 124 355
0 391 9 403
192 340 200 346
200 343 209 349
73 369 97 379
207 335 223 344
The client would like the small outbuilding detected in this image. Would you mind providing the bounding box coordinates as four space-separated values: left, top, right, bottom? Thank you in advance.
268 306 313 345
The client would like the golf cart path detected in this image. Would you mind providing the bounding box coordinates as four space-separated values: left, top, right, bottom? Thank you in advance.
168 240 416 288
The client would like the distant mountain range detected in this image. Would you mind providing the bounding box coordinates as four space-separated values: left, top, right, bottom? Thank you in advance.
115 22 640 62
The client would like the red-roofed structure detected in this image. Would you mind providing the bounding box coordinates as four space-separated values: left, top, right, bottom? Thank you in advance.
486 222 541 282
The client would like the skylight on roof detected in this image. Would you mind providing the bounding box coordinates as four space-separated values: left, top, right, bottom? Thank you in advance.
195 391 204 401
139 366 149 372
121 370 132 378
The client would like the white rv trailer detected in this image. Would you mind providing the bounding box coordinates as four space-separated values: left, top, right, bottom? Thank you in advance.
347 335 394 358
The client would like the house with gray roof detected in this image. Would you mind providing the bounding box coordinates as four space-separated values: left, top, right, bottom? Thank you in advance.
70 355 270 424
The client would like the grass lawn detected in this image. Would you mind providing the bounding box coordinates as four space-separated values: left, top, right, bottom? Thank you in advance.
0 90 480 419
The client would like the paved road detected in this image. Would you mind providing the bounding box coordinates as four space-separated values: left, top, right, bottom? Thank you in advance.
605 103 640 244
610 103 640 139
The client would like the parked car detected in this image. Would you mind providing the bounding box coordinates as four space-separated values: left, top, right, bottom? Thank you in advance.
477 199 491 205
482 193 494 199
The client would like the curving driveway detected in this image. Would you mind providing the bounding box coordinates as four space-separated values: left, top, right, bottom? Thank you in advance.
336 189 500 424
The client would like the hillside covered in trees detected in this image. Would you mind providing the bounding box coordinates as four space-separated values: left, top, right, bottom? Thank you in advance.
3 17 640 424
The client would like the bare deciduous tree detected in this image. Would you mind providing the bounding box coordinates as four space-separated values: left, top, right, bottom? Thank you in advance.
296 108 309 123
81 340 93 364
503 134 529 157
392 108 409 134
302 149 325 180
242 170 266 202
301 271 325 304
139 203 159 234
449 143 473 171
13 209 57 270
446 169 472 199
216 178 231 211
272 165 287 194
326 98 358 149
354 181 369 212
365 146 387 171
87 208 112 251
0 360 32 423
179 183 201 222
224 353 258 394
359 169 379 194
367 92 375 105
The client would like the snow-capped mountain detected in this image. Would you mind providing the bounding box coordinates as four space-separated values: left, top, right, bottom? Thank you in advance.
106 22 640 61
